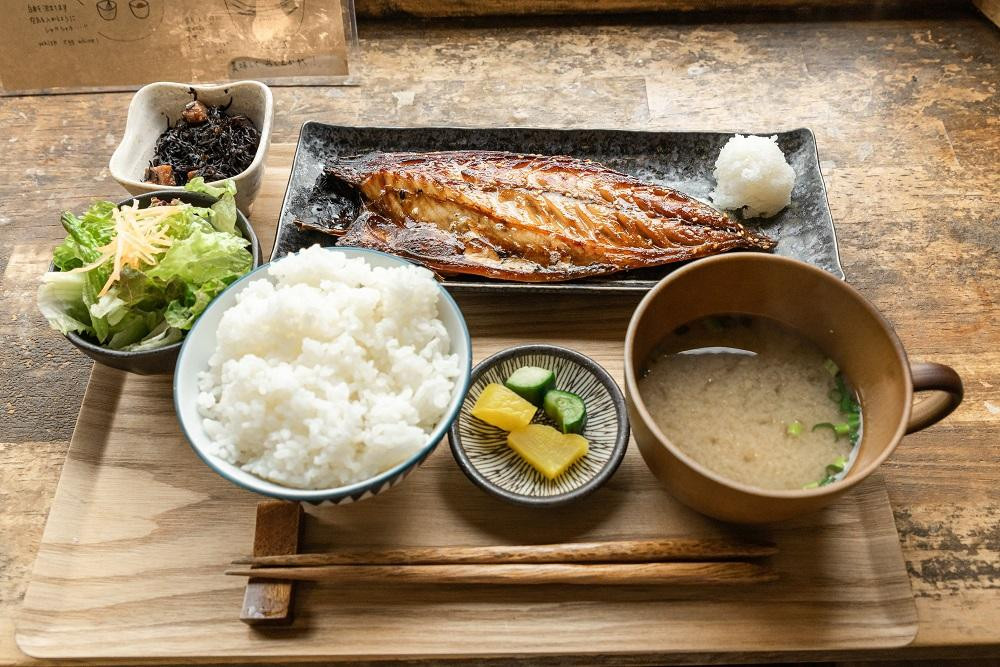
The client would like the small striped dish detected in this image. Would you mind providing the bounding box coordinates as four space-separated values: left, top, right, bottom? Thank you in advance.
449 345 629 506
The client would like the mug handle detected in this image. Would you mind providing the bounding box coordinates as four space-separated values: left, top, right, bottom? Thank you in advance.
906 362 964 434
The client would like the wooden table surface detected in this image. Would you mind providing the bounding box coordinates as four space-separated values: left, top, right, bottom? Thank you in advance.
1 6 997 664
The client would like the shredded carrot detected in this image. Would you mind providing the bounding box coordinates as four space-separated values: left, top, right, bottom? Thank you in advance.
69 202 183 295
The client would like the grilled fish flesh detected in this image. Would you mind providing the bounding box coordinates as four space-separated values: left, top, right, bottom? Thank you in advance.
307 151 775 282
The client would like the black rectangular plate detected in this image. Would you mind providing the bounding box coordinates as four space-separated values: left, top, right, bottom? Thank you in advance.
272 123 844 293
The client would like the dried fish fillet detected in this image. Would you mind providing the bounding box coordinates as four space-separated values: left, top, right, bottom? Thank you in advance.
316 151 775 282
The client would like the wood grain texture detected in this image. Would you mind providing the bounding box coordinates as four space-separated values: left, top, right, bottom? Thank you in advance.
2 8 999 664
15 363 915 662
226 562 778 585
974 0 1000 27
355 0 965 17
240 501 301 626
233 538 779 565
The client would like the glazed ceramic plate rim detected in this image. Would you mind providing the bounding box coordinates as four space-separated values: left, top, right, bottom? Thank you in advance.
271 123 844 293
449 344 630 506
173 246 473 503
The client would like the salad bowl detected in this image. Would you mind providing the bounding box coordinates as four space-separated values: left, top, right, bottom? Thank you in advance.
56 190 262 375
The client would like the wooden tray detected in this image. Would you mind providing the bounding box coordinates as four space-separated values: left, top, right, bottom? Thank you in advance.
15 146 917 663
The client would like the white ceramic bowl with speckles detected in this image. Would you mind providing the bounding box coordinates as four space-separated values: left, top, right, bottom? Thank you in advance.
109 80 273 214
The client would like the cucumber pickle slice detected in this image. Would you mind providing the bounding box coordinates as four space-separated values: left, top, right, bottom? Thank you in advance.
543 389 587 434
504 366 556 406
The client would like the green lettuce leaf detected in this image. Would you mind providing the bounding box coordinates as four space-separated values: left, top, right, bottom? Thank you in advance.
162 278 226 329
147 228 250 284
37 271 94 336
89 292 128 323
157 203 215 241
80 266 114 341
52 201 116 270
184 177 235 200
146 227 252 329
185 177 238 234
115 265 174 310
106 310 159 350
125 323 184 352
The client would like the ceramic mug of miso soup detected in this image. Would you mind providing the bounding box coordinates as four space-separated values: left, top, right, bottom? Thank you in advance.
624 254 963 524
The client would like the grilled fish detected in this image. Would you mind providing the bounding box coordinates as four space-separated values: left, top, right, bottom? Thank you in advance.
310 151 775 282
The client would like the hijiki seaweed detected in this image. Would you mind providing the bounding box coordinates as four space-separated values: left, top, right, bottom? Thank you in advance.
144 92 260 187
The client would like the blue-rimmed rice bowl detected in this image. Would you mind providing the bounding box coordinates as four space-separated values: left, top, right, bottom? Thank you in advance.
173 247 472 505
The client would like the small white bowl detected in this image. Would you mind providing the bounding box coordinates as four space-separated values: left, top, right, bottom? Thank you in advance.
109 80 273 214
173 247 473 505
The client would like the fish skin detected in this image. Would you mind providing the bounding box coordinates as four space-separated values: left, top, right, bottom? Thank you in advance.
325 151 776 282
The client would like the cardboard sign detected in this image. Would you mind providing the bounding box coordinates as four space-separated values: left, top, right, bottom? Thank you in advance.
0 0 352 92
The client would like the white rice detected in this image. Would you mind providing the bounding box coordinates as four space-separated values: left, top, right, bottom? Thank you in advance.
710 134 796 218
196 245 461 490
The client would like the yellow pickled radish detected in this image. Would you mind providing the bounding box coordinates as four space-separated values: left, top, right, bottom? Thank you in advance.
470 383 537 431
506 423 589 480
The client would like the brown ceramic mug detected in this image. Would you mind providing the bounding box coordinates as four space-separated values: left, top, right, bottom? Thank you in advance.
623 254 963 523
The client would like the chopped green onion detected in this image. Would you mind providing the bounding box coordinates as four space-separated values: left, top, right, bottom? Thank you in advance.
815 455 850 486
812 422 836 437
834 375 861 414
812 422 851 440
802 481 820 490
847 413 861 429
826 457 847 476
823 358 839 377
786 420 804 437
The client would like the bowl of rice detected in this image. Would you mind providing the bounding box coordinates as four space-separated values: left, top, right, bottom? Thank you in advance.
173 245 472 504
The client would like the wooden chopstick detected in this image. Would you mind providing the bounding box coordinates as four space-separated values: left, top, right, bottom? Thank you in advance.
225 562 777 586
231 538 776 568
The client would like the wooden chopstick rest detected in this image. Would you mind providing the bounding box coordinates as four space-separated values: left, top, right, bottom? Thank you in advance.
240 501 301 626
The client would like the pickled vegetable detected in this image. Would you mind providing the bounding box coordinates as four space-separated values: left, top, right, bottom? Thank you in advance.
470 383 537 431
504 366 556 406
507 424 589 479
543 389 587 433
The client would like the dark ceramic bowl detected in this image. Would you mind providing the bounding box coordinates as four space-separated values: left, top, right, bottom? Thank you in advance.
449 344 630 507
52 190 262 375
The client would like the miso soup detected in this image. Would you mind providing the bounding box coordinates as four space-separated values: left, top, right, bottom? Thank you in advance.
637 315 862 491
